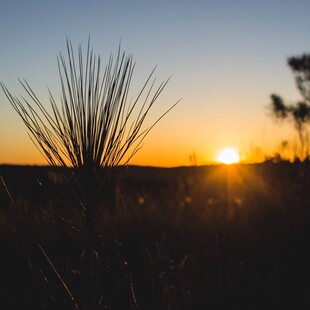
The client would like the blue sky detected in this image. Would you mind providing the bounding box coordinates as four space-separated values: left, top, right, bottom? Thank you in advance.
1 0 310 166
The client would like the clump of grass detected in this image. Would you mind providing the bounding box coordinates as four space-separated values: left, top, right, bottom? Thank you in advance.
1 38 178 308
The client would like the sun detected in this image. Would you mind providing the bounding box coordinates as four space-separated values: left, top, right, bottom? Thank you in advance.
217 148 240 165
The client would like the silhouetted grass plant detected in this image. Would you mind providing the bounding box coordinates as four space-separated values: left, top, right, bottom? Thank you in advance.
1 38 178 309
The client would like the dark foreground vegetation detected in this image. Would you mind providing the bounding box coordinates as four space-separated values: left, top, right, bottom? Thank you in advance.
1 162 310 309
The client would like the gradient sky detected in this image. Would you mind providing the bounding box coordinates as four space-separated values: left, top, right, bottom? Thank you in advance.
1 0 310 167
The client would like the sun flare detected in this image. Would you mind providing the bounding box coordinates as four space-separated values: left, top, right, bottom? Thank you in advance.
217 148 240 165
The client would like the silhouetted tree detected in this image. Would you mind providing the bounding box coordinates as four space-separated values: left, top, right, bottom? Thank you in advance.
270 54 310 160
1 38 178 309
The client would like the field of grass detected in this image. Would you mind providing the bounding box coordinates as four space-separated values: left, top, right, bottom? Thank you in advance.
1 162 310 309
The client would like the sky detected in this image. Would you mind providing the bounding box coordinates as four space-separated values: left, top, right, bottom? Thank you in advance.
1 0 310 167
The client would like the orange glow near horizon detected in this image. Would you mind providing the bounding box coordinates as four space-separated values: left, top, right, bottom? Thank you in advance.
0 122 297 167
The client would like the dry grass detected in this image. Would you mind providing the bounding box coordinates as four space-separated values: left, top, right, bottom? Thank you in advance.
1 39 178 309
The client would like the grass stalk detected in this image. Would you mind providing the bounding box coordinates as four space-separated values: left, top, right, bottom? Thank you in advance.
1 38 178 308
